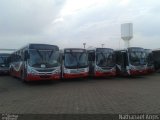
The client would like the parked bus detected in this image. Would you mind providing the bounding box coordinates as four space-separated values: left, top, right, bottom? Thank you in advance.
9 44 61 81
61 48 88 79
0 53 10 74
115 47 147 76
144 49 154 73
87 47 116 77
152 49 160 72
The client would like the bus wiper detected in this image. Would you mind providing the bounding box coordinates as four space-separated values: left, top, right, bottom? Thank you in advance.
100 52 106 59
36 50 44 62
140 59 146 65
100 52 108 66
77 52 84 67
70 51 78 68
49 50 53 59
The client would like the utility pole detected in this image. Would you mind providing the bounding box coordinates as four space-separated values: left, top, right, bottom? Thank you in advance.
83 43 86 49
101 44 104 48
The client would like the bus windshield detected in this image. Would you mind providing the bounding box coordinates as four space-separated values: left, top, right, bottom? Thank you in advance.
28 49 60 68
129 51 147 66
96 52 115 67
0 56 10 67
64 52 88 68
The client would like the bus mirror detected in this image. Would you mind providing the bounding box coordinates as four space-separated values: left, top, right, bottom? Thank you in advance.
24 51 30 60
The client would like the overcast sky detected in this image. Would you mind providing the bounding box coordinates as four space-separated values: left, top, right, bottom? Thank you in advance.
0 0 160 51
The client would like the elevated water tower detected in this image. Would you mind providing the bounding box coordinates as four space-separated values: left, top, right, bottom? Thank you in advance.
121 23 133 48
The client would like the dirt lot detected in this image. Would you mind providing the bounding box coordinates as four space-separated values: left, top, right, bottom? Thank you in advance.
0 73 160 114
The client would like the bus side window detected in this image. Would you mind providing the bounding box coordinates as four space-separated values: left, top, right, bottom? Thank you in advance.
88 52 95 61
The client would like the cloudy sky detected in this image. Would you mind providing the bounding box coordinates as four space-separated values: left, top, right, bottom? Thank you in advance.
0 0 160 51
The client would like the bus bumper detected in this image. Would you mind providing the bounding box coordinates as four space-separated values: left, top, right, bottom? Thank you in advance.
95 71 116 77
0 68 9 75
26 74 61 81
0 70 9 74
63 72 88 79
146 68 155 74
130 69 147 76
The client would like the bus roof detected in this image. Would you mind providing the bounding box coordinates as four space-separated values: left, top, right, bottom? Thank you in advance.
115 47 144 52
63 48 86 53
152 48 160 52
11 43 59 54
87 47 113 50
128 47 144 49
28 43 59 50
0 53 10 56
64 48 85 50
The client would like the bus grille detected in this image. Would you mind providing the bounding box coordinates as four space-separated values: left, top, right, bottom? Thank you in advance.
36 69 55 72
101 67 112 70
135 66 145 70
70 70 78 73
78 68 86 72
70 68 86 73
39 75 51 78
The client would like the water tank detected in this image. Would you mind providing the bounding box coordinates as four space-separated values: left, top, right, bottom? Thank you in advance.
121 23 133 48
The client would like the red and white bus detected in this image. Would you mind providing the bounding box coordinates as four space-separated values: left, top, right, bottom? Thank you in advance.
9 44 61 81
87 48 116 77
61 48 88 79
115 47 147 76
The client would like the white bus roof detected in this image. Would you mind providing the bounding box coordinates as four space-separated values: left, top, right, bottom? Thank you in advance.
87 47 113 51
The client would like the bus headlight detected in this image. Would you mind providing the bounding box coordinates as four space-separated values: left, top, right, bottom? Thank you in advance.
130 65 136 70
111 67 116 72
95 66 103 72
64 68 70 74
85 67 89 72
27 66 38 75
54 69 60 74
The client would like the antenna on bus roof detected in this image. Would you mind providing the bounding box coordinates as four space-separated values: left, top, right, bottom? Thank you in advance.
101 44 104 48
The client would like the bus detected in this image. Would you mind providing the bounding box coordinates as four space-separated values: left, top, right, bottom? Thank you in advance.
61 48 88 79
145 49 154 74
0 53 10 74
152 49 160 72
9 44 61 81
87 48 116 77
115 47 147 76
